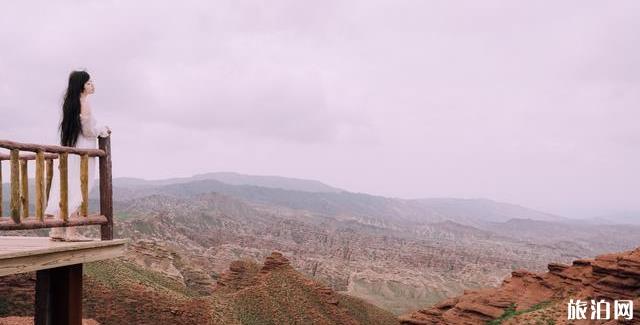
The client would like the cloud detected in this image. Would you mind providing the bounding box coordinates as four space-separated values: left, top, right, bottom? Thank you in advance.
1 0 638 218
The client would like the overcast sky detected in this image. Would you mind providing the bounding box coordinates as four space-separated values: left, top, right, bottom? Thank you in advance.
1 0 638 218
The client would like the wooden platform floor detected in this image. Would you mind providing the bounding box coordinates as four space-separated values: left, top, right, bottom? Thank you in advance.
0 236 127 276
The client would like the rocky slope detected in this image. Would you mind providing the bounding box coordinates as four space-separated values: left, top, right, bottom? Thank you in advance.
399 246 640 324
0 252 397 325
107 192 604 314
215 252 398 324
102 189 640 314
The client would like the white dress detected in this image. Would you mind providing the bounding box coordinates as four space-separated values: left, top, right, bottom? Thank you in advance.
44 100 109 218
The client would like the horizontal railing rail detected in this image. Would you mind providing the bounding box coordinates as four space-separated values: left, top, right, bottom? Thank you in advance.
0 140 106 157
0 153 60 161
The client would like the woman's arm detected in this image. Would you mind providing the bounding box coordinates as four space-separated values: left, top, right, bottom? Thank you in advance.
80 101 110 138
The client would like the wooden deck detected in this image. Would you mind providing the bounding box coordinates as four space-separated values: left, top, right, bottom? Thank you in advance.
0 236 127 277
1 137 119 324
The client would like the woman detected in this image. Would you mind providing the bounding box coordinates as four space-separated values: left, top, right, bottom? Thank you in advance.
45 70 111 241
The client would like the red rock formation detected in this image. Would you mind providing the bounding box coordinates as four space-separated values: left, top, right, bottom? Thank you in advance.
260 252 291 273
216 260 257 290
216 251 341 306
399 247 640 324
216 252 293 291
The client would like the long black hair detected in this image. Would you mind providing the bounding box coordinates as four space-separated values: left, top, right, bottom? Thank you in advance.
60 70 90 147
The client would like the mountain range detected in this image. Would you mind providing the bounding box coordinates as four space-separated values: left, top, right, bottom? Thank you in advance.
1 172 639 322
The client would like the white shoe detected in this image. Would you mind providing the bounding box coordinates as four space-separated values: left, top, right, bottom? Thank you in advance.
64 227 95 242
49 227 66 242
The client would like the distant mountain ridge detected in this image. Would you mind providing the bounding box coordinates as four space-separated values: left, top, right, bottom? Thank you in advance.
584 210 640 225
106 172 570 226
113 171 344 193
409 197 571 224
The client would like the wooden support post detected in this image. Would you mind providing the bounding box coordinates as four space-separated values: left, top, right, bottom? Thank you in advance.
10 149 20 223
34 269 51 325
80 154 88 217
99 136 113 240
34 264 83 325
35 151 45 221
0 160 3 217
45 159 53 202
20 159 29 219
59 153 68 221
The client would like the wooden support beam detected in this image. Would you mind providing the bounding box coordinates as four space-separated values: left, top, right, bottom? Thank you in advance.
10 149 21 223
35 151 45 221
99 137 113 240
0 160 3 217
34 264 83 325
34 269 50 325
20 159 29 219
80 154 88 217
58 153 68 221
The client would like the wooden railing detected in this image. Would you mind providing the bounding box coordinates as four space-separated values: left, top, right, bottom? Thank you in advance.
0 137 113 240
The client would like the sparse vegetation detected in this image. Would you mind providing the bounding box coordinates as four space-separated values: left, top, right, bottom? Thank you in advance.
85 259 198 298
339 294 401 325
487 301 554 325
115 211 133 220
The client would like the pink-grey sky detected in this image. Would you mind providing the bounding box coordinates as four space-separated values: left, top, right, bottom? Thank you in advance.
1 0 638 218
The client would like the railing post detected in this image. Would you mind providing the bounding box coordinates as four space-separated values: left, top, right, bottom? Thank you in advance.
59 153 68 222
10 149 21 224
20 159 29 219
35 151 45 221
80 154 89 217
0 160 3 217
99 136 113 240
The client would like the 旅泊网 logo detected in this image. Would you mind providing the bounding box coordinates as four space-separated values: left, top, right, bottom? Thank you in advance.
567 299 633 321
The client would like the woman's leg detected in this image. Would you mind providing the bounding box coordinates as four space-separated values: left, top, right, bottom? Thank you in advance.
62 153 95 242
